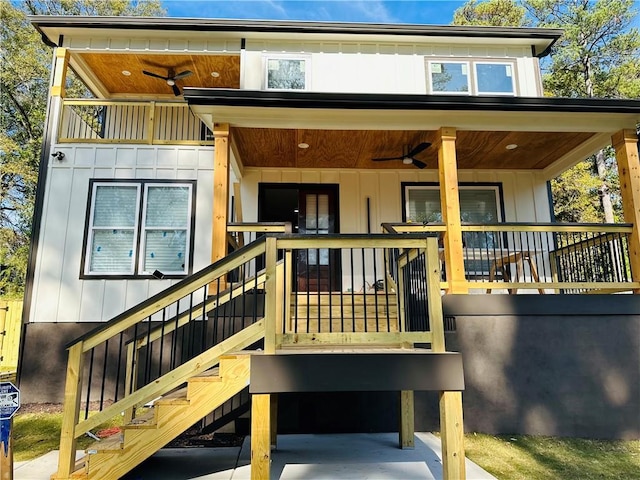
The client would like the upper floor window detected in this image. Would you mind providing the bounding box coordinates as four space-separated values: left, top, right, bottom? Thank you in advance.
82 180 195 278
427 59 516 96
264 56 309 90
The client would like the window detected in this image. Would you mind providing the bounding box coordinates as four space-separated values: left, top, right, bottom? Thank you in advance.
264 56 309 90
427 59 516 96
83 180 195 277
429 61 470 94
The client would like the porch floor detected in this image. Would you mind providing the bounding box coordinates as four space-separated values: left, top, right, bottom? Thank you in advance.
15 433 496 480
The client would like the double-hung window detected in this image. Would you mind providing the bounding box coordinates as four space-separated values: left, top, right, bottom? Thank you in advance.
427 59 516 96
83 180 195 277
264 55 310 90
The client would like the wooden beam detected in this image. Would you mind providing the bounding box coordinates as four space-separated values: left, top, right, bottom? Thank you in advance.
439 391 466 480
612 129 640 293
425 237 446 352
251 394 271 480
437 127 467 293
212 123 231 289
399 390 415 449
50 48 70 97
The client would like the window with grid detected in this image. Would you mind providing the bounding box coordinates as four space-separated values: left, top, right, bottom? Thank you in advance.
83 180 195 277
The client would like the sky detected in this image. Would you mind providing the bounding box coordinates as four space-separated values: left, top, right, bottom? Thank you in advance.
162 1 472 25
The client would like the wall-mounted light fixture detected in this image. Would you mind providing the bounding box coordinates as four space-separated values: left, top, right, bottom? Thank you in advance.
51 151 65 160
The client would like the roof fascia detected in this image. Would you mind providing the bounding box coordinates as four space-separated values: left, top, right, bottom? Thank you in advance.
29 15 562 57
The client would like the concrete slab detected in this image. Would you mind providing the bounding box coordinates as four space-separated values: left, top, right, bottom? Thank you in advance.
14 433 496 480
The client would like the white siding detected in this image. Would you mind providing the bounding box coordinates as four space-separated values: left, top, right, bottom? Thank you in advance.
244 41 538 96
30 144 215 323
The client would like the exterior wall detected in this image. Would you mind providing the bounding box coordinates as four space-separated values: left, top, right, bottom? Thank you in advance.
240 167 552 230
28 143 214 323
243 41 539 96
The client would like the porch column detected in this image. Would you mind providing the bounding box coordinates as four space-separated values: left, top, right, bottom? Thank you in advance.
612 129 640 293
51 48 70 98
212 123 230 285
437 127 467 294
251 394 272 480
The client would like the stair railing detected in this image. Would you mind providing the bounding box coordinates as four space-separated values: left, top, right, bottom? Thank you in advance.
56 238 268 479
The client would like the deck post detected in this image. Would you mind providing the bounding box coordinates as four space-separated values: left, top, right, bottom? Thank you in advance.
439 391 466 480
264 237 278 354
212 123 230 290
436 127 468 294
251 394 272 480
612 129 640 293
50 48 70 98
399 390 415 448
55 343 84 480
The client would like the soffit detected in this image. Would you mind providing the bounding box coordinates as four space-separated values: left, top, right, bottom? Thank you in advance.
231 128 596 170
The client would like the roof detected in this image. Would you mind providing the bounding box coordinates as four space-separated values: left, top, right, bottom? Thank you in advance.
30 15 563 57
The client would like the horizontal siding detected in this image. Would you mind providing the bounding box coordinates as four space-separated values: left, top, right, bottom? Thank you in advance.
30 144 215 323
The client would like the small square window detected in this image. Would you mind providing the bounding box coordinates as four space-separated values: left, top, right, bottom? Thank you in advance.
475 63 515 95
265 57 308 90
430 61 470 94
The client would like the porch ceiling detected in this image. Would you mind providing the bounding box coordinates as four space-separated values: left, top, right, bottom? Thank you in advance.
232 127 596 170
74 52 240 97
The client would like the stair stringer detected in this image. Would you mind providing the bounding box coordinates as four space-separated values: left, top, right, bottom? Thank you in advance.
83 355 251 480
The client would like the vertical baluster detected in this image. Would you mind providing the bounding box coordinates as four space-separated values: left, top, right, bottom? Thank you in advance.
158 308 167 378
99 340 108 411
114 332 124 402
85 348 95 420
372 247 380 332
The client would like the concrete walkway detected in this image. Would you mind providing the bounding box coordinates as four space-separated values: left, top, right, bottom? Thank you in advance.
15 433 496 480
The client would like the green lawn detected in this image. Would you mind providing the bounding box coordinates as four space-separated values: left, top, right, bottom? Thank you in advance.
12 413 640 478
464 432 640 480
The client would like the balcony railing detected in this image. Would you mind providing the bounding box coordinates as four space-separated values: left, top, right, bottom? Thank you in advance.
58 99 213 145
383 222 638 294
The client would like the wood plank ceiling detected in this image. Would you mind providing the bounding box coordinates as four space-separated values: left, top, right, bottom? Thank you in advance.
78 53 240 95
232 128 595 170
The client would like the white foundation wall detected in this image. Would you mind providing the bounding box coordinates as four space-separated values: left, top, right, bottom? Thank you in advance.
29 144 215 323
243 41 540 96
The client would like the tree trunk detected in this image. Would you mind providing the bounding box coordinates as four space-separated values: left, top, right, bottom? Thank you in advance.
595 149 615 223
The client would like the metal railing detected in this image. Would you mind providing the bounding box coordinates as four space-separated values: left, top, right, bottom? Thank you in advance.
58 99 213 145
383 222 638 293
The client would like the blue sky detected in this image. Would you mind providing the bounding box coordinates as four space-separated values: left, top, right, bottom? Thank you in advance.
162 1 471 25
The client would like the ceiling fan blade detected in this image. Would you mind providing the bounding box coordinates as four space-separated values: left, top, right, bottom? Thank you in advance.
407 142 431 157
171 84 181 96
412 159 427 169
372 155 405 162
143 70 169 80
173 70 193 81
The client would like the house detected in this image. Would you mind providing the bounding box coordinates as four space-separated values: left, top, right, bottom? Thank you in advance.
20 15 640 479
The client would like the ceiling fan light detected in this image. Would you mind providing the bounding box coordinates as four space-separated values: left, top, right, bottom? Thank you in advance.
167 79 176 86
402 158 412 165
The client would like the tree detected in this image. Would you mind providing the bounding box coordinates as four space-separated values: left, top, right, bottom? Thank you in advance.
0 1 165 296
453 0 530 26
452 0 639 224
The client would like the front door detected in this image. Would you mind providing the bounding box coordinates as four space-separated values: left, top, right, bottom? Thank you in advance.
258 184 340 291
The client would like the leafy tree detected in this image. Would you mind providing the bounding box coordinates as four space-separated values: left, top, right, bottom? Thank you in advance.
452 0 639 224
0 0 165 296
453 0 530 26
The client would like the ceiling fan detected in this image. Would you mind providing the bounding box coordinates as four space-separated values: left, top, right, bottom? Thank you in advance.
371 142 432 169
142 68 193 96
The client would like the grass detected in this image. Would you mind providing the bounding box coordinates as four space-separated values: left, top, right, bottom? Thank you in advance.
13 412 120 462
463 433 640 480
12 413 640 478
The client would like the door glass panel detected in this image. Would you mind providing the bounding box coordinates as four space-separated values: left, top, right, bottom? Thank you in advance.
306 193 329 265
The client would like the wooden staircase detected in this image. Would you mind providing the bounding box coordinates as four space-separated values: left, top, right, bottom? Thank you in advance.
69 354 250 479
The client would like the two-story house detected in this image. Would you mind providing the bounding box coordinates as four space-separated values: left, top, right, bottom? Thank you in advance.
21 16 640 480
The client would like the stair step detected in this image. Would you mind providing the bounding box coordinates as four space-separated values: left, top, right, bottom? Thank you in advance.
189 367 221 382
124 408 157 430
86 432 124 454
154 386 190 406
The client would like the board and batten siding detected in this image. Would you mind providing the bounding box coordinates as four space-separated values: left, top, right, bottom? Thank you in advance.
243 41 540 96
29 144 214 323
240 167 551 292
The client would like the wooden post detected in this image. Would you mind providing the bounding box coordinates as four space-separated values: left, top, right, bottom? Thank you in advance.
212 123 230 289
264 237 278 354
437 127 467 294
425 237 446 353
50 48 70 98
55 343 84 480
439 391 466 480
399 390 415 449
251 394 271 480
612 129 640 293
